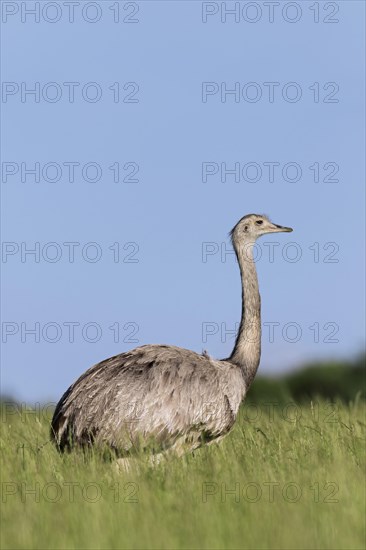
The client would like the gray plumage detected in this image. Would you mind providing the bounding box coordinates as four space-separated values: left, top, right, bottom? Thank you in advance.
51 214 292 456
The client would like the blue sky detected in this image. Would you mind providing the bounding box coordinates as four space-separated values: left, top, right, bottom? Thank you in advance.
1 1 365 402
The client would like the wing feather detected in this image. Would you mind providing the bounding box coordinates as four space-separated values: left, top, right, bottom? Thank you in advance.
51 344 245 453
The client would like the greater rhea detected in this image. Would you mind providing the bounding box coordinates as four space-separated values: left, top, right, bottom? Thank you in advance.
51 214 292 458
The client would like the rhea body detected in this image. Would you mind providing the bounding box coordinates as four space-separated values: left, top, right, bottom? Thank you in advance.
51 214 292 456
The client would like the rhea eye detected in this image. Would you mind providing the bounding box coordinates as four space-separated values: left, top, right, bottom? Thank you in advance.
255 220 263 225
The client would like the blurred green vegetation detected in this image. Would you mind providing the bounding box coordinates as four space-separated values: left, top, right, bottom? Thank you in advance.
248 354 366 404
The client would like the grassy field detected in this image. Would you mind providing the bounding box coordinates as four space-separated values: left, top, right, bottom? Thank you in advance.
1 397 365 550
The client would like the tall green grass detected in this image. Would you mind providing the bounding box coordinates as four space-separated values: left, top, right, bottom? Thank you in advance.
1 398 365 549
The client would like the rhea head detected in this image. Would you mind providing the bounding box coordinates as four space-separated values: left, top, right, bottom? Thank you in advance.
230 214 293 247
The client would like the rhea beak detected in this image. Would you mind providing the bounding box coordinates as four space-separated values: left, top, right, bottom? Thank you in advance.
269 223 293 233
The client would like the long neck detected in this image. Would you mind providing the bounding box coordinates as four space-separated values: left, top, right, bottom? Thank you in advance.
230 240 261 388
